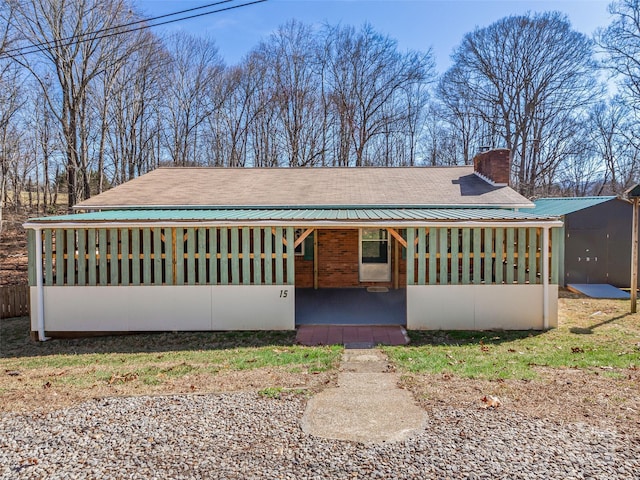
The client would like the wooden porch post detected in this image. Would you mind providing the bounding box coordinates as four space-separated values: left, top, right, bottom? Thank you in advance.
542 226 550 329
631 198 639 313
625 184 640 314
394 237 399 290
313 229 319 290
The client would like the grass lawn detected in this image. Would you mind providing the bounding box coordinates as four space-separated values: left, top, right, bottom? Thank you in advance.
0 317 341 412
1 294 639 419
384 296 640 380
384 296 640 429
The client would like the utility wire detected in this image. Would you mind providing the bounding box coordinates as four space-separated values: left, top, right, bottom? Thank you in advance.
2 0 238 56
0 0 267 60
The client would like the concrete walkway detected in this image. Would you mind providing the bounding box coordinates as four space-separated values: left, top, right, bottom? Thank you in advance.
301 349 427 444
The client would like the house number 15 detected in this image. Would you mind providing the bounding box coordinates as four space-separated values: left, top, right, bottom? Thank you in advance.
279 289 288 298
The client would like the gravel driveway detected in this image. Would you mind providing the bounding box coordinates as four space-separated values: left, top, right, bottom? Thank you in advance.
1 392 638 479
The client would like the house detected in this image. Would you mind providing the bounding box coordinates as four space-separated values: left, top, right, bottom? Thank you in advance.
24 149 562 340
531 196 635 288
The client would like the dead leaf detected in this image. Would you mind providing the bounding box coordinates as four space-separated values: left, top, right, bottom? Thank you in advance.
481 345 490 352
108 372 138 385
42 382 51 389
481 395 502 409
571 347 585 354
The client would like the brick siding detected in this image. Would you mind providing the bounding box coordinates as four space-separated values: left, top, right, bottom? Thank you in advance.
295 229 406 288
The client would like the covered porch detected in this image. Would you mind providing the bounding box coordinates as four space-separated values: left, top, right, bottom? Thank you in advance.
295 287 407 326
25 209 563 339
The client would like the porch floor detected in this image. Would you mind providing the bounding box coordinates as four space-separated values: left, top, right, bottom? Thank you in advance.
296 325 409 346
295 288 406 326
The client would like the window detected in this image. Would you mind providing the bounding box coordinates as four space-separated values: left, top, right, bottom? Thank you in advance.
361 228 389 264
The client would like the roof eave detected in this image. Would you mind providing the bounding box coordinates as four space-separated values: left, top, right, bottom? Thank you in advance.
73 202 535 211
24 218 562 229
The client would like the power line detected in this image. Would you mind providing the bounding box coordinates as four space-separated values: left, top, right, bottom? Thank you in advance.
2 0 238 57
0 0 267 60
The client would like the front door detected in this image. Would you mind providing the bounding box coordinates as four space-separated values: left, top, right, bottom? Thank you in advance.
359 228 391 282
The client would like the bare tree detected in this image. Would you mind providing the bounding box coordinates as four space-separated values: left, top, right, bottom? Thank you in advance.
599 0 640 188
5 0 142 209
162 33 223 166
590 99 640 193
260 21 325 166
323 24 434 166
556 142 604 197
208 57 266 167
98 30 166 186
0 0 20 232
438 72 492 165
442 12 600 196
26 77 61 213
600 0 640 113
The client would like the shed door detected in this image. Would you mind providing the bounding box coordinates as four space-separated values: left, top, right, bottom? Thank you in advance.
359 228 391 282
565 229 605 284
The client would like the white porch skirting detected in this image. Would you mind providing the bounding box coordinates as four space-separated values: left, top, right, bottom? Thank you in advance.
31 284 556 334
31 285 295 332
407 284 558 330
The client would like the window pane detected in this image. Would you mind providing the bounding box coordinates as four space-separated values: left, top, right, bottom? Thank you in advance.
362 240 388 263
362 229 387 241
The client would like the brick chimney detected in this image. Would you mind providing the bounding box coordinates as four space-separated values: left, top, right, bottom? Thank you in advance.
473 148 511 186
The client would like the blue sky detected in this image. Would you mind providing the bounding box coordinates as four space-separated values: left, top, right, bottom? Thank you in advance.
137 0 612 72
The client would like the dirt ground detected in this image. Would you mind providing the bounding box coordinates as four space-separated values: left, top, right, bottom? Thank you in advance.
0 211 29 286
0 365 337 415
399 368 640 438
2 345 638 440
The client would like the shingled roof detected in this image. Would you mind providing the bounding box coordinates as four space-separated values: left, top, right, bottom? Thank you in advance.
75 167 533 210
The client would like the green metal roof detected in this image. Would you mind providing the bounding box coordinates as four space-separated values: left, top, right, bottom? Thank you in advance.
530 197 617 216
26 208 559 225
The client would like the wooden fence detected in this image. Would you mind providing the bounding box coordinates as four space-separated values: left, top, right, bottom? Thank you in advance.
0 285 30 318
